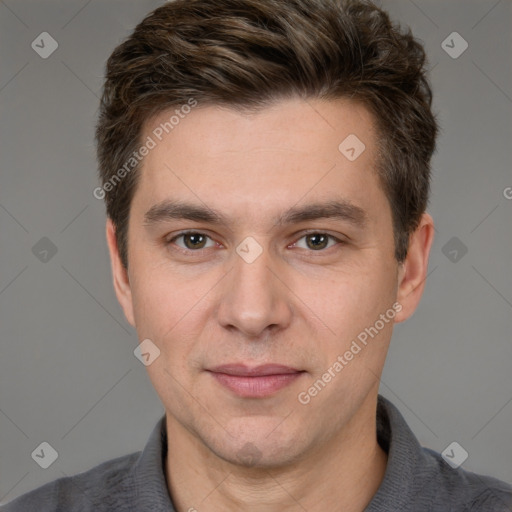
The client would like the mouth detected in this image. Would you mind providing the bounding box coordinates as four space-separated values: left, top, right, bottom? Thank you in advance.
206 364 305 398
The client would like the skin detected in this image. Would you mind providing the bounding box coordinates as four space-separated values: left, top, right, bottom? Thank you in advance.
106 97 434 512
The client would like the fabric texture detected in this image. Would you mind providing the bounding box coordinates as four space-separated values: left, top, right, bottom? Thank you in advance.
2 394 511 512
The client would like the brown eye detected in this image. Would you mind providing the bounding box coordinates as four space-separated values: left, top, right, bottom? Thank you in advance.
292 233 341 252
170 232 215 251
183 233 207 249
305 233 329 250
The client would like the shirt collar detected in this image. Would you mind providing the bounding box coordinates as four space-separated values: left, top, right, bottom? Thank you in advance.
365 394 432 511
132 415 176 511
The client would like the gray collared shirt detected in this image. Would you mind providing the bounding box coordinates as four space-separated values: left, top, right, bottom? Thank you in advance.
2 395 511 511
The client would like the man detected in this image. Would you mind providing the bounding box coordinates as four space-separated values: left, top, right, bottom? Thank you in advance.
3 0 511 511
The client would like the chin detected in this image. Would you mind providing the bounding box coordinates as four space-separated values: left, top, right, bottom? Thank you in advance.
204 428 307 469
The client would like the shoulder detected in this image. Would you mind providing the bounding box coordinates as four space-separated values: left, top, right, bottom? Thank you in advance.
375 395 512 511
0 451 140 512
421 447 512 511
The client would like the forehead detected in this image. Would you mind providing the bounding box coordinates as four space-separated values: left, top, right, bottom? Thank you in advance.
143 97 376 159
134 98 385 225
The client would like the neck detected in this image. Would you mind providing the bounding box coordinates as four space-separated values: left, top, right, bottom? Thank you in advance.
165 393 387 512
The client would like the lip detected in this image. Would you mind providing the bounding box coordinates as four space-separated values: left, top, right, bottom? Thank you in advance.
208 364 301 376
207 364 304 398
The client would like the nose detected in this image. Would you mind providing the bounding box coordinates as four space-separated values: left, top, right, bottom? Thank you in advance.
216 244 293 339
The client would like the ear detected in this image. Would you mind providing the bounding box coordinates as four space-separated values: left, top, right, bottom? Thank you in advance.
394 212 435 323
106 218 135 327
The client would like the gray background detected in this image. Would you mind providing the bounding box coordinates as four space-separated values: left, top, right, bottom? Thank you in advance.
1 0 511 503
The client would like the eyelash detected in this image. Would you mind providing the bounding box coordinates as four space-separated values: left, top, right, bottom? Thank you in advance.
165 230 345 255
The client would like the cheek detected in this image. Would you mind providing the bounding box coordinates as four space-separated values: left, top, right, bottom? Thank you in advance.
129 263 217 358
296 260 397 348
128 265 178 352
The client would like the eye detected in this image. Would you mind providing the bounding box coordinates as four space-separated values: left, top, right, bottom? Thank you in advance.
168 231 216 251
292 233 342 251
166 231 343 254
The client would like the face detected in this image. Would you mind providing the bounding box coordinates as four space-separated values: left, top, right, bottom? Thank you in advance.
107 97 432 468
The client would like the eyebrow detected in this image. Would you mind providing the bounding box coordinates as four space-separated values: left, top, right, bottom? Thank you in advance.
143 199 368 230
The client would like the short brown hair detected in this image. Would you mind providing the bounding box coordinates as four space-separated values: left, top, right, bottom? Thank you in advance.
95 0 438 269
